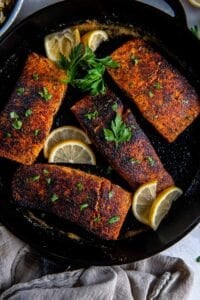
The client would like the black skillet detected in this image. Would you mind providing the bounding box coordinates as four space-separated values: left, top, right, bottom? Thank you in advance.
0 0 200 266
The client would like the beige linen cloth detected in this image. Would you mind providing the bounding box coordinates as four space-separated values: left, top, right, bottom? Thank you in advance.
0 224 193 300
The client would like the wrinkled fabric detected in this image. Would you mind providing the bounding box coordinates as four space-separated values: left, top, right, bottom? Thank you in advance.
0 225 193 300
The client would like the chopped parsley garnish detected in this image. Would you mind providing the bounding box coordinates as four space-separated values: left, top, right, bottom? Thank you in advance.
108 216 120 224
10 111 22 130
12 119 22 130
10 111 19 119
38 87 52 101
25 109 32 117
154 82 162 89
190 25 200 40
43 169 49 175
32 73 39 80
108 190 114 199
46 178 51 185
51 193 59 202
104 113 132 146
130 54 139 65
94 216 101 223
34 129 40 136
76 182 84 191
58 44 119 96
6 133 11 138
16 87 25 96
85 110 98 120
196 256 200 262
80 203 89 211
148 91 154 98
30 175 40 181
146 156 155 167
112 102 118 112
130 157 140 164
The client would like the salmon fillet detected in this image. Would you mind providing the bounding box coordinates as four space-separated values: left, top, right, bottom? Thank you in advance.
71 90 174 192
12 164 132 240
108 39 200 142
0 52 67 165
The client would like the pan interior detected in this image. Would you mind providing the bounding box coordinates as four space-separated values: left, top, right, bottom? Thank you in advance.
0 10 199 265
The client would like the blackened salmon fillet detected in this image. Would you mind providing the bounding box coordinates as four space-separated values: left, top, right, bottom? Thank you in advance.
12 164 132 240
108 39 200 142
71 90 174 192
0 52 67 165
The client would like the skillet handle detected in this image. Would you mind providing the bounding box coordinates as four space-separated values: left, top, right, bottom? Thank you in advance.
164 0 187 26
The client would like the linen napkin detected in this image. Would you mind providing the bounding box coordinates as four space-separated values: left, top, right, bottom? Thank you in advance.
0 224 193 300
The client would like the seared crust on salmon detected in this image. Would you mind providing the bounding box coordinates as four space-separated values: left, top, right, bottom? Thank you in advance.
12 164 132 240
71 90 174 192
0 53 67 165
108 39 200 142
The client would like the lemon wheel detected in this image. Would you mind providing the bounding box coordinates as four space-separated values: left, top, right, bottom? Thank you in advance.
149 186 183 230
48 139 96 165
43 126 91 159
81 30 108 52
44 28 80 61
132 180 157 225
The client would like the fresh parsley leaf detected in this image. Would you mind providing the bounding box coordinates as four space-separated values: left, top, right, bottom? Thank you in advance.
17 87 25 96
46 178 51 185
191 25 200 40
112 102 118 112
34 129 40 136
80 203 89 211
10 111 19 119
6 133 11 138
130 157 140 164
38 87 52 101
12 119 22 130
154 82 162 89
43 169 49 175
51 193 59 203
25 109 32 117
30 175 40 181
148 91 154 98
74 65 106 96
85 110 98 120
104 113 132 146
10 111 23 130
94 216 101 223
146 156 155 167
57 44 119 96
108 216 120 224
76 182 84 191
32 73 39 80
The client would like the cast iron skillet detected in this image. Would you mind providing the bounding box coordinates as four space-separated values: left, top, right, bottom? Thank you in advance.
0 0 200 266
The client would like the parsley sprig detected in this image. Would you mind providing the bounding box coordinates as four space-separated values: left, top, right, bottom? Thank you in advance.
58 44 119 96
104 113 132 146
191 25 200 40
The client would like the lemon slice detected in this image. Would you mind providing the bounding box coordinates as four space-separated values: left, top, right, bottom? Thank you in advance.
44 126 91 159
188 0 200 7
81 30 108 52
149 186 183 230
44 28 80 61
48 139 96 165
132 180 157 225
